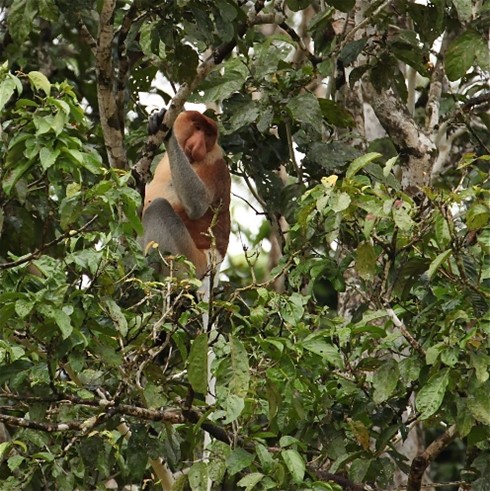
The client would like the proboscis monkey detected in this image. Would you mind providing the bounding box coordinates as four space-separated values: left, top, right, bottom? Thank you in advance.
141 110 231 278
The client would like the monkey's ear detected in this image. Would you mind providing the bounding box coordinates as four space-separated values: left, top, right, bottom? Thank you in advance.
148 107 170 136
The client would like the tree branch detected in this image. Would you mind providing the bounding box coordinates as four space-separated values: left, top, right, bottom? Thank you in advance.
96 0 127 169
0 394 233 445
0 216 98 271
406 425 458 491
385 308 425 356
424 33 450 133
362 82 436 195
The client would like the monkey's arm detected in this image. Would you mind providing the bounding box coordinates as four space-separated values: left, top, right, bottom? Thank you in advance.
166 135 213 219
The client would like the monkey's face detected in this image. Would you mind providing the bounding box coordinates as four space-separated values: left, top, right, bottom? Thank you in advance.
183 128 208 162
175 111 218 163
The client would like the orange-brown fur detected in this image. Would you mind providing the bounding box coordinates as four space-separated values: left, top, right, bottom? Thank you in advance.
144 111 231 274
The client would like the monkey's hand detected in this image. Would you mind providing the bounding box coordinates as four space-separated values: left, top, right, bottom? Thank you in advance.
148 108 169 137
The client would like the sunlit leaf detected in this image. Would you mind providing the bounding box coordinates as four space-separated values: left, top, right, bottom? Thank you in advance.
28 71 51 96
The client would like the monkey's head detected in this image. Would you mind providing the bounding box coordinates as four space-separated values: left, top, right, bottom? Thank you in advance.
174 111 218 162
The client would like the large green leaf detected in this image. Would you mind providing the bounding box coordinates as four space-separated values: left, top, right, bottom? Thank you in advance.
287 93 322 128
282 449 305 483
445 30 487 81
416 369 450 419
467 385 490 425
373 359 399 403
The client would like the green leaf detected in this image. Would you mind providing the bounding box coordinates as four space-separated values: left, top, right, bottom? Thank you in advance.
104 298 128 336
415 369 450 420
8 0 38 44
349 458 372 483
355 241 377 282
467 385 490 425
15 297 34 318
302 336 343 367
452 0 473 22
346 152 381 178
331 192 351 212
287 93 322 128
407 2 445 45
440 347 459 368
328 0 355 11
0 442 10 460
188 461 208 491
282 449 305 483
229 336 250 397
55 308 73 339
373 359 399 403
470 353 490 383
226 101 260 133
237 472 264 491
279 293 305 324
286 0 311 11
7 455 24 472
318 99 355 127
173 44 199 84
38 0 59 21
226 448 254 476
32 451 54 462
445 30 486 81
392 202 415 231
2 159 35 195
208 440 231 483
435 214 451 248
425 343 443 365
28 71 51 96
255 444 273 473
427 249 452 280
348 419 370 450
467 203 490 230
0 77 17 113
222 394 245 424
193 60 247 103
339 38 368 65
39 147 60 170
456 399 474 437
383 156 398 177
188 333 208 394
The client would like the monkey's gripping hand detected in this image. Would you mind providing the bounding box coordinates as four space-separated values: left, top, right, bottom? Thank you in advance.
148 107 170 138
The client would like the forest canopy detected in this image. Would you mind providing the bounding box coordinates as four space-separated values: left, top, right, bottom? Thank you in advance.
0 1 489 490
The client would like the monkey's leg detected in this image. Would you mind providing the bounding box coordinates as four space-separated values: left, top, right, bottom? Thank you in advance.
141 198 207 277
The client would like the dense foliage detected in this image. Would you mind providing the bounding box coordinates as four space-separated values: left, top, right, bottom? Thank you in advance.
0 1 489 490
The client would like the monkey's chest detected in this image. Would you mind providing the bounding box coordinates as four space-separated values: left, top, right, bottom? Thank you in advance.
159 180 180 208
145 173 180 210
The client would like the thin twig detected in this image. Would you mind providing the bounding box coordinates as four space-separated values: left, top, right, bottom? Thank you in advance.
0 215 98 270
